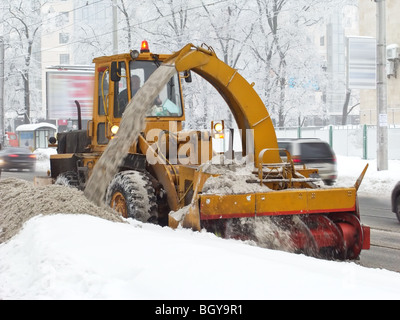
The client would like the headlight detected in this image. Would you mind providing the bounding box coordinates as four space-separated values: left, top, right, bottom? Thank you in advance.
214 122 223 133
130 50 140 60
111 125 119 135
212 121 225 139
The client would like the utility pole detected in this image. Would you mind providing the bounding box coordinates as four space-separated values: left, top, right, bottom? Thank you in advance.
112 0 118 55
0 36 4 148
376 0 388 171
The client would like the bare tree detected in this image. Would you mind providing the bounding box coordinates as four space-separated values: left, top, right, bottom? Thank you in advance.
4 0 43 124
201 0 254 69
144 0 190 50
115 0 148 50
116 0 133 49
251 0 347 127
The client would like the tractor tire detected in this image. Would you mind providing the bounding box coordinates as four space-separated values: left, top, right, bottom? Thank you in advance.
55 171 80 188
396 196 400 223
105 170 158 222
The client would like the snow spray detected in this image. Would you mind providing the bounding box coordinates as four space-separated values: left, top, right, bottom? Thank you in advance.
84 61 177 207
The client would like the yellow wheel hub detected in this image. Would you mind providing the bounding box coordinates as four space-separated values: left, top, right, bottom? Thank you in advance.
111 191 128 218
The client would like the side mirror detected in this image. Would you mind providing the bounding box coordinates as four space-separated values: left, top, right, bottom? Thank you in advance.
111 61 121 82
48 137 57 146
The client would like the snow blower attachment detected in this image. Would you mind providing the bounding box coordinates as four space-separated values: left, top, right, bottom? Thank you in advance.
48 42 370 261
171 151 370 260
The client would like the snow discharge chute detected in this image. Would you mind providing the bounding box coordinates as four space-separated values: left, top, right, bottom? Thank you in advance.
166 44 370 260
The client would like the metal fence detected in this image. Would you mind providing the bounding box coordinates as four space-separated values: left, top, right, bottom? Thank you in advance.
275 125 400 160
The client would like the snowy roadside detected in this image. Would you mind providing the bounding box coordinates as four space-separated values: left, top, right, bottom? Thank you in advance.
335 155 400 198
1 213 400 300
1 151 400 300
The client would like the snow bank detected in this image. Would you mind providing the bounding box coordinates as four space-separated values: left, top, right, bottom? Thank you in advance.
1 155 400 300
336 156 400 197
1 214 400 300
33 148 57 162
0 178 123 243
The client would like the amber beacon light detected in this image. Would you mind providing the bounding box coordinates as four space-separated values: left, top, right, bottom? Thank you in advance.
141 40 150 53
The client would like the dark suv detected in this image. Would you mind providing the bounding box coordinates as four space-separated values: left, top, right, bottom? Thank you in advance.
277 138 337 185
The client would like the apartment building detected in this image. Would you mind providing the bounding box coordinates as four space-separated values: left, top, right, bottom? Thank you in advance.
324 5 360 125
40 0 110 124
40 0 75 121
301 4 359 126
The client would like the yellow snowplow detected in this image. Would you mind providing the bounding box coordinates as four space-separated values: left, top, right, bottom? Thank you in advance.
49 42 370 260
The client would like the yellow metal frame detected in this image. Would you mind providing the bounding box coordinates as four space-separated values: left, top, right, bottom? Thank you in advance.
169 44 281 164
199 188 356 220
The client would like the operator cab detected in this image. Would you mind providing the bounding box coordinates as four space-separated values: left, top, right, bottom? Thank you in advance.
112 60 183 118
93 41 185 147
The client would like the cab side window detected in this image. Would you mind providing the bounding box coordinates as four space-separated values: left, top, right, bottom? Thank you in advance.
114 62 127 118
97 67 109 144
98 68 109 116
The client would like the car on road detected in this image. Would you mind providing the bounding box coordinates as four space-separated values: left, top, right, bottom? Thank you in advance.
391 182 400 223
277 138 337 185
0 147 37 171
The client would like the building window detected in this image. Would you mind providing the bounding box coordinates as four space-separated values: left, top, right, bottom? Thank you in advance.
61 12 69 23
60 54 70 65
59 33 69 44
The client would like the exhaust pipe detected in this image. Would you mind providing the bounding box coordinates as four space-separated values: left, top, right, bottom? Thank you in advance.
75 100 82 130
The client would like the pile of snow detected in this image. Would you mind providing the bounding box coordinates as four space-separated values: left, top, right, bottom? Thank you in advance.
1 155 400 299
200 154 400 197
33 147 57 162
335 155 400 197
201 158 272 194
1 214 400 300
0 178 123 243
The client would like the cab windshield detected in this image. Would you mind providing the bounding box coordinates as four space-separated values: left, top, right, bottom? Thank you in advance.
114 60 183 118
